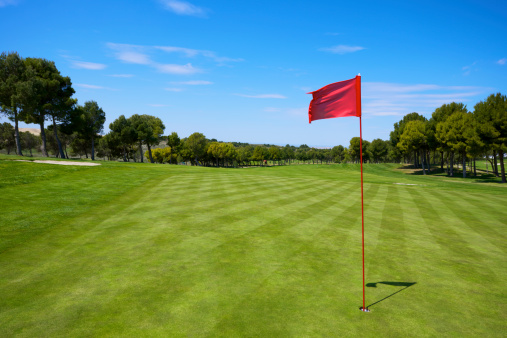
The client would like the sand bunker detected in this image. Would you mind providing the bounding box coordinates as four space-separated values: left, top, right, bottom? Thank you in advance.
16 160 100 166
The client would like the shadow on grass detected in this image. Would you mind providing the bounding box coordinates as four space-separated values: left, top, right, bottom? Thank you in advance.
365 281 417 308
398 164 503 184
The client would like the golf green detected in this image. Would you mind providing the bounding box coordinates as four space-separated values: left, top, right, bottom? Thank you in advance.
0 159 505 336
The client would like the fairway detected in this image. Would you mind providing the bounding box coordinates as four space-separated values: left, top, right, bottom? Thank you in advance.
0 159 506 336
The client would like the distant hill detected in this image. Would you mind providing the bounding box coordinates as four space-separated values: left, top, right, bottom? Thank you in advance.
19 128 40 136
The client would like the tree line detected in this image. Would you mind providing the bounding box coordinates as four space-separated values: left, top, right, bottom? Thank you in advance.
0 52 106 160
389 95 506 183
2 52 505 182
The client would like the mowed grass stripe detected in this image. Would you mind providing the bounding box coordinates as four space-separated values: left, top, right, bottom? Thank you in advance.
408 188 499 283
2 162 506 336
57 180 368 336
429 190 506 255
101 176 351 256
0 174 362 335
406 187 506 335
146 174 314 220
367 185 412 283
207 183 384 336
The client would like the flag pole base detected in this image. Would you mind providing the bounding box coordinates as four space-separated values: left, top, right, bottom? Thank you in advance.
359 307 370 312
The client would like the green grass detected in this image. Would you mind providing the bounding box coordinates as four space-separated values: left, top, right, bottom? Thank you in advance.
0 156 506 336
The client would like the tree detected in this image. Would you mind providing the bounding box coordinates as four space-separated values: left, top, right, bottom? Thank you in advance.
474 93 507 183
436 111 481 178
129 114 165 163
98 132 122 161
398 121 429 174
0 52 27 155
78 101 106 161
20 130 40 156
109 115 137 162
184 132 207 165
331 145 345 163
430 102 468 175
166 132 181 163
19 58 72 157
390 112 427 147
268 146 281 165
282 144 295 164
237 145 253 166
370 139 389 164
390 112 427 165
0 122 15 154
145 147 172 164
349 137 370 163
69 131 91 158
252 146 267 165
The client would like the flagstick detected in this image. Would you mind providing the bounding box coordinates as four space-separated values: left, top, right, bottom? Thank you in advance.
359 115 369 312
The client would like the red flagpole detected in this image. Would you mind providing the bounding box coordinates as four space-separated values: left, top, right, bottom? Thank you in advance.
357 75 368 312
359 116 367 312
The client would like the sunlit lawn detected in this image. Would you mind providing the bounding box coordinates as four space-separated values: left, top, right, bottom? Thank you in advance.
0 156 505 336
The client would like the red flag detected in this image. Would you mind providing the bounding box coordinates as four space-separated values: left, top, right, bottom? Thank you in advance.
307 75 361 123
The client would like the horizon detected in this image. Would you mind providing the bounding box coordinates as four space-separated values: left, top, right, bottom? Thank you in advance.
1 0 506 147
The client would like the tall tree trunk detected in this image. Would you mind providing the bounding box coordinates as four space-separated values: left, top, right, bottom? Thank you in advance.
499 150 506 183
440 151 444 171
39 120 48 157
123 145 127 162
91 135 95 161
427 151 431 173
52 115 65 159
14 111 23 156
445 153 449 175
139 141 143 162
493 152 499 176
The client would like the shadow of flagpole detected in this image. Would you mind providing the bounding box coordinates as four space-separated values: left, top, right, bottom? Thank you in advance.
365 282 417 308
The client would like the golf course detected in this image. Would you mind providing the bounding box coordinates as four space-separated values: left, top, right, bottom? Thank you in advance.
0 157 505 336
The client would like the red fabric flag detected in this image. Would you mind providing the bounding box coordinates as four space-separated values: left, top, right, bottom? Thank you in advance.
307 75 361 123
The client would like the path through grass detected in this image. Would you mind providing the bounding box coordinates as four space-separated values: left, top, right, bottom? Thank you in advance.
0 159 505 336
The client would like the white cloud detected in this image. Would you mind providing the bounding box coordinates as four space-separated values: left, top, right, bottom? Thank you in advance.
155 46 200 57
108 74 134 78
164 87 183 92
75 84 113 90
361 82 489 116
159 0 207 17
107 43 241 75
497 58 506 65
107 43 151 64
319 45 365 54
172 80 213 85
118 51 151 64
156 63 200 74
0 0 18 7
156 45 243 63
71 61 107 70
235 94 287 99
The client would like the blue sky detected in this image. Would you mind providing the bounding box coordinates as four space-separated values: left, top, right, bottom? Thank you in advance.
1 0 506 147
